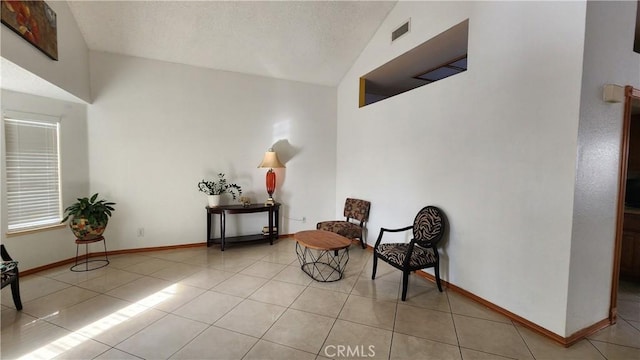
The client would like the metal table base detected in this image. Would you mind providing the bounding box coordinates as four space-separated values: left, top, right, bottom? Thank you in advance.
296 241 349 282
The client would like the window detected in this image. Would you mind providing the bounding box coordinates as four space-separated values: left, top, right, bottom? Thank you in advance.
414 56 467 83
4 112 62 232
359 19 469 107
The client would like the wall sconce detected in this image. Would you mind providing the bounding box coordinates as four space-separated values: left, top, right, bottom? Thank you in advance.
258 148 285 205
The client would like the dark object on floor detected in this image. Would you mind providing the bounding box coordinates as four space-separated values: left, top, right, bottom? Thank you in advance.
1 244 23 310
372 206 446 301
317 198 371 249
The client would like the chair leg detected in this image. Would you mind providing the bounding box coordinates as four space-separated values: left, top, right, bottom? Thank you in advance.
435 264 443 292
360 238 366 249
401 271 409 301
371 254 378 280
11 274 23 310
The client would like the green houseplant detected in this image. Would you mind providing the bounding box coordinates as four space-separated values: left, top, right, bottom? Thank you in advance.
198 173 242 207
61 193 116 240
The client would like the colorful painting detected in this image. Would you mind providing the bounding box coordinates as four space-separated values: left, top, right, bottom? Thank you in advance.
1 0 57 60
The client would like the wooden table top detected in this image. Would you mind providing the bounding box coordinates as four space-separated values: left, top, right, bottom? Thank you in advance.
294 230 351 251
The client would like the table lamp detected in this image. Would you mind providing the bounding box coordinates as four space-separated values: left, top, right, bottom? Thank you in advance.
258 148 285 205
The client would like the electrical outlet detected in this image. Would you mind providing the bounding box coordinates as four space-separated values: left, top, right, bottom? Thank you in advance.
302 216 306 223
137 228 144 237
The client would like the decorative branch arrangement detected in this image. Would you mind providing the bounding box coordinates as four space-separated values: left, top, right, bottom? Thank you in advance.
198 173 243 199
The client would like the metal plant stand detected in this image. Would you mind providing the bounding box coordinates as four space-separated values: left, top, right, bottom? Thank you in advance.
71 236 110 272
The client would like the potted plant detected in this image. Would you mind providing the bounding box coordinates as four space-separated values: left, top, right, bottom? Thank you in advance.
198 173 243 207
61 193 116 240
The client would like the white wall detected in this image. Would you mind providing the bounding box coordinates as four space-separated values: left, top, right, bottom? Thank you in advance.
0 89 90 270
337 1 587 336
0 1 91 102
88 51 336 251
567 0 640 335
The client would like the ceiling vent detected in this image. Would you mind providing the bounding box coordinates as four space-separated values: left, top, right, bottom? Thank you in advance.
392 19 410 42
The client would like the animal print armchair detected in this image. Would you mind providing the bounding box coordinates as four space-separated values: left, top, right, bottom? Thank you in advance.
372 206 446 301
1 245 22 310
316 198 371 249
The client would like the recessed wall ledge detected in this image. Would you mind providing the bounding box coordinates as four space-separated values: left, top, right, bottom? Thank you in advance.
603 84 625 103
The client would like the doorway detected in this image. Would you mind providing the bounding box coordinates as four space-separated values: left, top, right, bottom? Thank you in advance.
612 86 640 324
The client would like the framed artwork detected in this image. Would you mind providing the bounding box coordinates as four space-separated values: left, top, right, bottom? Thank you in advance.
1 0 57 60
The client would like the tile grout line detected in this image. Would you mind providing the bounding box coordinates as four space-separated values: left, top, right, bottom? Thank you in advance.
388 284 401 360
221 245 378 358
165 318 211 360
38 284 171 359
314 245 362 358
590 338 640 351
447 290 464 359
156 245 286 358
458 346 520 360
586 338 610 360
512 320 537 360
242 248 323 358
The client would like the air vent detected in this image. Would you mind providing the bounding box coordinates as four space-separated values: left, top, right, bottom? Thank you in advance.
392 19 410 42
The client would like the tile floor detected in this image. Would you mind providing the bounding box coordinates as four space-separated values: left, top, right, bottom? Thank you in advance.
1 239 640 359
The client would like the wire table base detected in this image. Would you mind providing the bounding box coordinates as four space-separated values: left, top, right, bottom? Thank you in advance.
296 241 349 282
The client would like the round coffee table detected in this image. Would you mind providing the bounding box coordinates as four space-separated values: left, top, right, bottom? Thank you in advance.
294 230 351 282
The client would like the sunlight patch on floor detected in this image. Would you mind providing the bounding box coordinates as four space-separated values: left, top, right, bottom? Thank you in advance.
17 284 178 360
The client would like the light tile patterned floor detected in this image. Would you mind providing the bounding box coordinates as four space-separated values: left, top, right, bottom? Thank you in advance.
1 239 639 359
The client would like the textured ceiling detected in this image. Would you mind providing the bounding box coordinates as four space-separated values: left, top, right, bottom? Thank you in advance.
67 1 396 86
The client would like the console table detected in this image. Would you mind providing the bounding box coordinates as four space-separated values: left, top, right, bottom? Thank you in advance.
206 203 280 251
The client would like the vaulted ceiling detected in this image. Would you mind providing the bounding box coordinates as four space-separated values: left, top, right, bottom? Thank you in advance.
1 1 396 103
67 1 397 86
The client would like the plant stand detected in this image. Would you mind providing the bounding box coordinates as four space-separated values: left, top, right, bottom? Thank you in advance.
70 236 110 272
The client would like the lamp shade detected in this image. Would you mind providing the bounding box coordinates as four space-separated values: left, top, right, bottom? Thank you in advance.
258 149 285 169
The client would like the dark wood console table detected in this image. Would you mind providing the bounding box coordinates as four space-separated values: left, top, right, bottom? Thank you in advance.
206 203 280 251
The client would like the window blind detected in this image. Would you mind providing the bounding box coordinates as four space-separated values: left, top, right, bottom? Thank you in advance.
4 116 62 232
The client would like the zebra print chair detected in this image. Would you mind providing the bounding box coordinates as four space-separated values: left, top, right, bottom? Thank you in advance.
1 245 22 310
316 198 371 249
372 206 445 301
